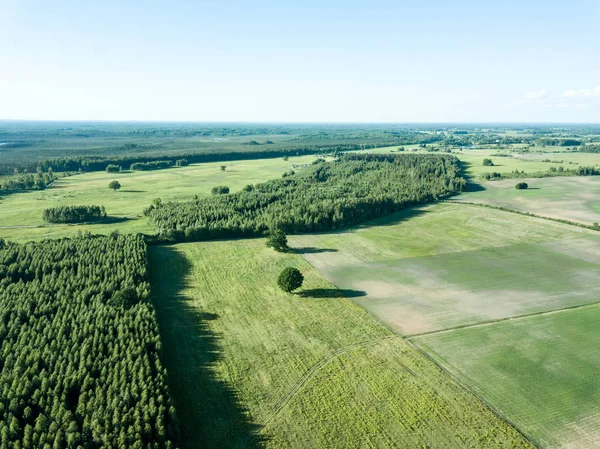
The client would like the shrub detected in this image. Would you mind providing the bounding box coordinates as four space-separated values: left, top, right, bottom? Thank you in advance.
277 267 304 293
211 185 230 195
515 182 528 190
109 180 121 191
482 158 494 166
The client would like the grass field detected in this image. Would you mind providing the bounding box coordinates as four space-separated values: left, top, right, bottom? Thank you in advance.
289 203 600 335
149 238 532 448
413 304 600 449
457 176 600 225
0 155 319 242
456 150 600 178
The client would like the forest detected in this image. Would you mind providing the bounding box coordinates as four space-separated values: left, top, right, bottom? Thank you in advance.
43 205 107 224
147 153 465 241
0 235 179 448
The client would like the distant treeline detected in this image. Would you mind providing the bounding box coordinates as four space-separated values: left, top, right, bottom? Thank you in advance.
0 171 55 193
578 144 600 153
147 153 465 242
130 160 174 171
43 205 107 223
537 138 582 147
1 143 391 175
482 165 600 180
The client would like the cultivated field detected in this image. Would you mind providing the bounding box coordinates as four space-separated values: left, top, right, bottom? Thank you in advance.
457 176 600 225
290 203 600 335
0 155 319 242
414 304 600 449
149 238 532 448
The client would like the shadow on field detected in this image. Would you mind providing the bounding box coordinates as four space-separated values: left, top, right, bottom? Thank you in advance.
355 205 430 229
120 189 146 193
297 288 367 299
149 246 264 449
293 246 338 254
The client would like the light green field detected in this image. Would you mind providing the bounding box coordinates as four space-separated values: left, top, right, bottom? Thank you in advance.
0 155 319 242
289 203 600 335
149 239 532 448
288 202 593 265
413 304 600 449
458 176 600 225
456 150 600 178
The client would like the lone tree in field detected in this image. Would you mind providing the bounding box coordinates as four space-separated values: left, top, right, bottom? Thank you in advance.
266 229 288 252
515 182 528 190
109 180 121 191
220 165 227 172
277 267 304 293
482 158 494 166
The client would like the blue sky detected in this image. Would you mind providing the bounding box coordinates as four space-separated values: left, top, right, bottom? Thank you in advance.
1 0 599 122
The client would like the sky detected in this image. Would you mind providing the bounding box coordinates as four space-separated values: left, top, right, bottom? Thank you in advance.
0 0 599 123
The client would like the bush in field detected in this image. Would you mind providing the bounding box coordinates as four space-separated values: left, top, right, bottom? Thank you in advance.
277 267 304 293
106 164 121 173
211 185 229 195
482 158 494 166
109 180 121 191
266 229 288 252
515 182 528 190
220 165 227 172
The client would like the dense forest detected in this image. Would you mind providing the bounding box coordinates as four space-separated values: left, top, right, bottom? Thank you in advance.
43 205 107 224
0 235 179 448
147 153 465 241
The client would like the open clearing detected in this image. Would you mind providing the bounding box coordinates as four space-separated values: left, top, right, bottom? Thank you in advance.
457 176 600 225
291 204 600 335
413 304 600 449
0 154 319 242
149 238 532 448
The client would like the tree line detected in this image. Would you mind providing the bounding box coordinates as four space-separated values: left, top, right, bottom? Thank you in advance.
1 143 392 176
0 171 55 193
147 153 465 242
0 235 179 448
42 205 107 224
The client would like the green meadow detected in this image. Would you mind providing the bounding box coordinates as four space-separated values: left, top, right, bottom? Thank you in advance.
149 238 532 448
458 176 600 225
0 155 319 242
414 304 600 449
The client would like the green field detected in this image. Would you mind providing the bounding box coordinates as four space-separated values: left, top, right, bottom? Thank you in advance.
149 238 532 448
0 155 320 242
456 150 600 178
413 304 600 448
289 203 600 335
458 176 600 225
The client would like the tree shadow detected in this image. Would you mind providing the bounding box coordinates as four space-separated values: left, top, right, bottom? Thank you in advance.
456 160 486 192
120 189 147 193
293 247 338 254
296 288 367 299
149 246 265 449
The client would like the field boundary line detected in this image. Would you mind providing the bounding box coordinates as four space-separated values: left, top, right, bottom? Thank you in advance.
259 335 395 428
444 199 600 231
407 299 600 339
404 337 540 449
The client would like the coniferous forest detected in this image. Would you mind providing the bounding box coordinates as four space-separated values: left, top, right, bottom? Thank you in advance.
0 235 179 448
148 153 466 241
